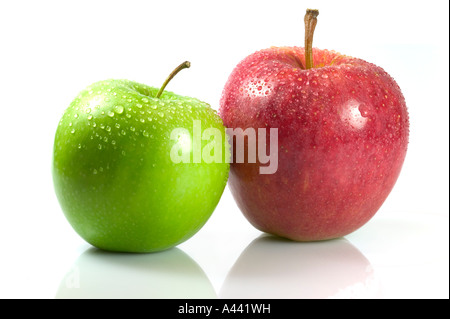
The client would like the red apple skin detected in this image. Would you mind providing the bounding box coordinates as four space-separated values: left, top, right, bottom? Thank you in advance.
220 47 409 241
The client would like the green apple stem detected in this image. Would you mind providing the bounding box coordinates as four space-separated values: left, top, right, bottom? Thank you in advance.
304 9 319 69
156 61 191 98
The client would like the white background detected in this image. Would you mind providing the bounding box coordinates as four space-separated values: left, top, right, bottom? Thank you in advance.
0 0 448 299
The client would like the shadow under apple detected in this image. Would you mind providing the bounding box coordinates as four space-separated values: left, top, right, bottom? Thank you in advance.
220 235 380 299
56 247 217 299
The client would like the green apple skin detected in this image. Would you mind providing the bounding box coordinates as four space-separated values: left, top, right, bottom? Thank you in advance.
53 79 229 253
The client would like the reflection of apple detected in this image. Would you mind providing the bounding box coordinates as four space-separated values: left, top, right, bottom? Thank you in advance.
219 10 409 241
56 247 217 299
220 235 380 299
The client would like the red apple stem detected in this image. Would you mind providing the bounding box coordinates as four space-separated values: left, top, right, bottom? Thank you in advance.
156 61 191 98
304 9 319 69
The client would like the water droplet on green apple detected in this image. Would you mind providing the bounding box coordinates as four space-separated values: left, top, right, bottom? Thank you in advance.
143 130 149 137
150 104 157 109
130 126 136 132
136 103 143 109
87 115 93 120
114 105 124 114
98 144 102 150
115 123 120 129
141 98 149 103
86 108 92 114
70 129 75 134
108 111 115 117
158 112 164 118
93 169 98 174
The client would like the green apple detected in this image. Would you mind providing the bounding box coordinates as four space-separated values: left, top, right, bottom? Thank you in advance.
53 62 230 253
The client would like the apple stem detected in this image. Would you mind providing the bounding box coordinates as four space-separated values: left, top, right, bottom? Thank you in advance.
156 61 191 98
304 9 319 69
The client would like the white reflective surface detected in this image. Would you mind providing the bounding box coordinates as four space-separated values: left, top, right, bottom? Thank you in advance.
1 194 447 299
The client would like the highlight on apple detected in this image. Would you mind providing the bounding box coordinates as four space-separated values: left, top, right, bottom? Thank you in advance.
170 120 278 175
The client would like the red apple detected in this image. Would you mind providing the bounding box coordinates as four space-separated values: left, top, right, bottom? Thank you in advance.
219 10 409 241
